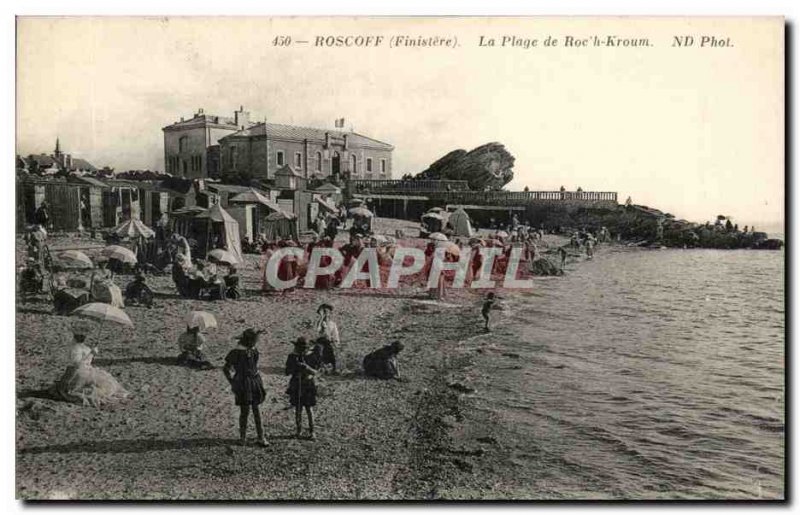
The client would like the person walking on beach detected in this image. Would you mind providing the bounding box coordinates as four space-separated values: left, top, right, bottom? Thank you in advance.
482 292 496 332
223 329 268 447
285 337 319 440
315 303 341 373
585 237 595 259
558 246 568 269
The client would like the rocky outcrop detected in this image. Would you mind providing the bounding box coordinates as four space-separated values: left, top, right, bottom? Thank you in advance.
528 257 564 276
416 143 515 191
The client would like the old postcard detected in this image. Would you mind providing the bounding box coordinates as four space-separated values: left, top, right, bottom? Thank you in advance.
14 16 784 501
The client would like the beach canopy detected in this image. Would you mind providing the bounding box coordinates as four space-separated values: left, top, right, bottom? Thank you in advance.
447 208 474 238
313 183 342 194
185 311 217 330
428 232 448 242
102 245 137 265
207 248 240 266
113 218 155 239
71 302 133 327
421 212 444 221
348 207 374 218
55 250 93 269
171 206 207 217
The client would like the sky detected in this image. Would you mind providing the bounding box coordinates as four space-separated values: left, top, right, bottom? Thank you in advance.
16 16 784 229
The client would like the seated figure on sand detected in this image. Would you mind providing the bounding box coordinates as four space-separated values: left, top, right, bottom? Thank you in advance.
90 264 125 308
177 326 214 369
124 271 154 307
363 341 404 381
49 321 129 407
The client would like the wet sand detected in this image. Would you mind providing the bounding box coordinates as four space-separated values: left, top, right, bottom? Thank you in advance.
16 220 575 500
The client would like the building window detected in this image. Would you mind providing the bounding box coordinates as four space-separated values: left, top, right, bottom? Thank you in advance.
316 152 322 172
179 136 188 153
229 146 238 169
366 157 373 173
380 159 386 174
295 152 302 168
351 154 357 175
277 151 285 166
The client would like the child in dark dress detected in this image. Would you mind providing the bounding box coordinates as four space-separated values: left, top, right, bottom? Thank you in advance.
223 328 268 447
285 337 320 440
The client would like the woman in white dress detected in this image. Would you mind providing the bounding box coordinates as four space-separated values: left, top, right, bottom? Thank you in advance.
50 322 128 407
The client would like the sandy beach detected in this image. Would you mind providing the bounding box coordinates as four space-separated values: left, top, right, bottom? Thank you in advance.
16 218 577 500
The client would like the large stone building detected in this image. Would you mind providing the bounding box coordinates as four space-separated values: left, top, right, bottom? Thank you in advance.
162 107 254 179
217 121 394 183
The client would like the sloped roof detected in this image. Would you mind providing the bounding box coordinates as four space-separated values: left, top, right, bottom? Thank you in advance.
317 196 337 213
265 210 297 221
220 122 393 151
195 204 237 223
229 189 283 213
25 154 58 168
206 183 255 195
275 165 303 177
69 158 97 171
68 176 107 188
313 182 342 193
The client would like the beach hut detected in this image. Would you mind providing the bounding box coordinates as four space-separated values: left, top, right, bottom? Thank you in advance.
263 210 299 241
229 188 283 242
447 207 474 237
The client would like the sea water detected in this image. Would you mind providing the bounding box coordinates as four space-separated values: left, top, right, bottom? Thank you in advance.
489 247 784 499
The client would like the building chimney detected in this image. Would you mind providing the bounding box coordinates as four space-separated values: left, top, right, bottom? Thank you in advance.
65 154 72 170
197 108 204 116
234 106 250 130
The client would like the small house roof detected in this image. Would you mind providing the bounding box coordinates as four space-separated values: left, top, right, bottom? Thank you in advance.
229 188 283 213
275 165 304 178
313 182 342 193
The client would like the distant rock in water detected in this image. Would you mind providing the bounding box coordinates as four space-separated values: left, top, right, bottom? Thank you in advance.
416 142 515 191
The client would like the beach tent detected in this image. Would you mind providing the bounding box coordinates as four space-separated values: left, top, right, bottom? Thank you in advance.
447 208 473 237
196 204 243 264
263 210 299 241
194 205 243 264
